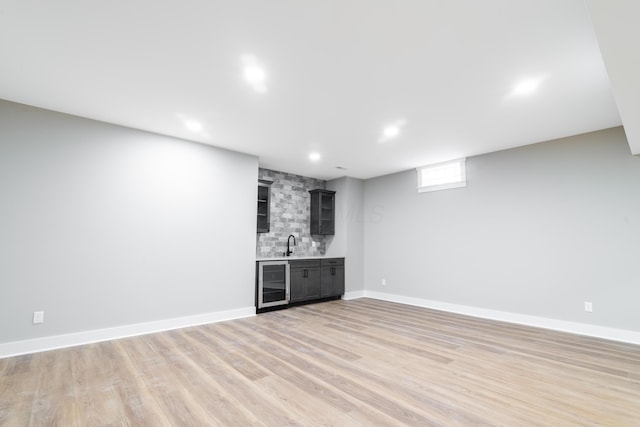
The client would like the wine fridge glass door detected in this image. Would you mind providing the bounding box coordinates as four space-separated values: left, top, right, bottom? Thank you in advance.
258 261 290 309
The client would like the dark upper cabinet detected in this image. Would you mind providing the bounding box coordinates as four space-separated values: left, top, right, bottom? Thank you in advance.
257 180 272 233
309 189 335 235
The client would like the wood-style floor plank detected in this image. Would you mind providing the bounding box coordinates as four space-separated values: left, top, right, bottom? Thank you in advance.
1 298 639 426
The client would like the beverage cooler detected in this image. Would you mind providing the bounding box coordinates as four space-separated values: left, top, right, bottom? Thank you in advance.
256 260 290 311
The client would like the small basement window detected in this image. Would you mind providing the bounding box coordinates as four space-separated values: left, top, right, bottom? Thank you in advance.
417 158 466 193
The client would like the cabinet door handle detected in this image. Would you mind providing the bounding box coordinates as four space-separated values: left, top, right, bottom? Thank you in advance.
304 269 308 278
331 267 335 275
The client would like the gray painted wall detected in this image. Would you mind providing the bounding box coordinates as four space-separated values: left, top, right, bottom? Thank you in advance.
326 177 365 293
3 98 637 346
325 178 347 257
363 127 640 331
0 101 258 343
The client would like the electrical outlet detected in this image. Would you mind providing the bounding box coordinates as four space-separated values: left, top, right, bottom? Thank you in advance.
584 302 593 312
382 278 387 286
33 311 44 324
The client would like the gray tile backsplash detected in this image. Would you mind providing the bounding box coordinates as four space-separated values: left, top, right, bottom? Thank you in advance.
256 168 330 258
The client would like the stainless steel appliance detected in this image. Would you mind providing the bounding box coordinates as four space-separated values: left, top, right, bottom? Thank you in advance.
257 260 290 310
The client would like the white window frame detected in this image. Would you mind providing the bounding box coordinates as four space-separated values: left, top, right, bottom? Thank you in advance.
417 158 467 193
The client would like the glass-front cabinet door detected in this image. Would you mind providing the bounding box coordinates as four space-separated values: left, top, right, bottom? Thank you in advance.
309 189 335 235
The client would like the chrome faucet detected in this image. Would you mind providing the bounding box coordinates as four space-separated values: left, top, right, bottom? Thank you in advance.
286 234 296 256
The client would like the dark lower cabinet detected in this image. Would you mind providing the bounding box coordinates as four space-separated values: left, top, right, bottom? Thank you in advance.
289 259 321 303
321 258 345 297
289 257 344 304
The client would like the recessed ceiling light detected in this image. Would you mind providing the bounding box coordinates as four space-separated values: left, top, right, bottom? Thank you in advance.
507 76 549 99
184 120 203 132
309 152 321 162
241 54 267 93
244 66 266 86
379 119 407 143
383 125 400 139
176 113 205 134
513 79 539 96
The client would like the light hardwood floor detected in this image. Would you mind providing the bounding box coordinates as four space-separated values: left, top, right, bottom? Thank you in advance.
1 298 639 426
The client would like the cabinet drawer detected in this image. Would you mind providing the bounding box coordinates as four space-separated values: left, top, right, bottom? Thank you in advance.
289 259 321 270
321 258 344 267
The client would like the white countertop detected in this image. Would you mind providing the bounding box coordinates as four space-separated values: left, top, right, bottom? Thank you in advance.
256 256 336 262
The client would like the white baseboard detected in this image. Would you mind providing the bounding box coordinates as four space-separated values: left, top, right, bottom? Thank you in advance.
0 306 255 359
363 291 640 345
342 290 366 300
5 293 638 358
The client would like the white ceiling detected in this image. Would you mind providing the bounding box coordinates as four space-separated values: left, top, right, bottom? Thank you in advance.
0 1 637 180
